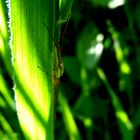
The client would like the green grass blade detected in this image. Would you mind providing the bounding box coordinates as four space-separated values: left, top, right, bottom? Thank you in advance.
58 92 82 140
9 0 56 139
97 67 133 140
0 0 12 76
59 0 73 21
108 21 134 114
0 113 18 140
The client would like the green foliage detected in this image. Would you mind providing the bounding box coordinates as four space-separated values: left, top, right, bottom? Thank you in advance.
58 92 82 140
8 0 56 139
1 0 140 140
59 0 73 20
76 23 103 69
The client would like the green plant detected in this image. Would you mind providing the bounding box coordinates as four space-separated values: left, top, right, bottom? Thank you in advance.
0 0 72 139
1 0 140 140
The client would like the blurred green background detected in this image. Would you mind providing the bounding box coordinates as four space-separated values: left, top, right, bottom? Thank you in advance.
1 0 140 139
